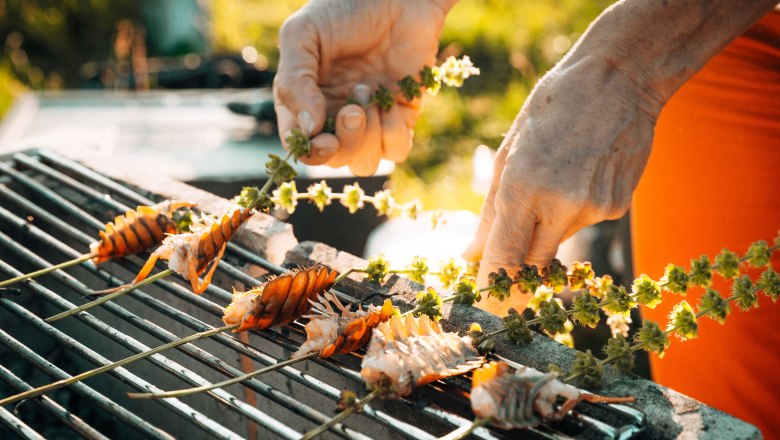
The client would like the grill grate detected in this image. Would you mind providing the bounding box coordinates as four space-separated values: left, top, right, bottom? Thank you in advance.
0 150 644 439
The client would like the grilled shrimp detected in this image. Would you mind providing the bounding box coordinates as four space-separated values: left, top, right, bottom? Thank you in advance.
471 361 635 429
129 205 253 294
360 315 483 398
292 293 395 359
90 200 196 264
223 266 338 333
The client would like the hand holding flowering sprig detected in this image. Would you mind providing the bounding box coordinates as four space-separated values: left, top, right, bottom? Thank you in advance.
274 0 470 176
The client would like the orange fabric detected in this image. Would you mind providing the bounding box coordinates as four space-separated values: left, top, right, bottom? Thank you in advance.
631 11 780 437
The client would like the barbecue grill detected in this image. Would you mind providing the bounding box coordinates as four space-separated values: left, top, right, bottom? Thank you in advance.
0 149 757 439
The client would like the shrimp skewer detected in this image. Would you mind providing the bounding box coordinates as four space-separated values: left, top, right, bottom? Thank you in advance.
301 315 484 439
470 361 635 430
360 314 484 398
130 288 391 400
0 267 337 407
0 200 195 289
46 204 253 322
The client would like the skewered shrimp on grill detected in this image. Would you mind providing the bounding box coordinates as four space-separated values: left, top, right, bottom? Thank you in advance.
223 266 338 332
116 205 253 294
292 293 395 359
91 200 197 264
360 314 484 398
0 199 196 289
471 361 635 429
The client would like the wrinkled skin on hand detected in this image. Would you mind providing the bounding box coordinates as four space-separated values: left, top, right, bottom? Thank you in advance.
274 0 455 176
463 54 663 316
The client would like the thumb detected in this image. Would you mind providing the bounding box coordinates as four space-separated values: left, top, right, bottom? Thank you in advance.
274 14 327 148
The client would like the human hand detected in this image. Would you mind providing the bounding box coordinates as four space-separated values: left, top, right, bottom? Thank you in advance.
274 0 457 176
463 54 664 316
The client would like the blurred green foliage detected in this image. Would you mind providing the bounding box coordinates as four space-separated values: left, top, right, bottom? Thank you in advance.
1 0 613 211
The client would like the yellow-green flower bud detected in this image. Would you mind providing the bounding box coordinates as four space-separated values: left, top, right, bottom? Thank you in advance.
632 274 662 308
667 300 698 341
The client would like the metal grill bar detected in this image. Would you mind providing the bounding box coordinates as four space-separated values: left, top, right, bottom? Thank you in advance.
0 363 109 440
0 326 175 440
0 150 643 439
0 405 45 440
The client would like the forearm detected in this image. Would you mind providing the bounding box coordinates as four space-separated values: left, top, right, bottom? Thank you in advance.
564 0 777 106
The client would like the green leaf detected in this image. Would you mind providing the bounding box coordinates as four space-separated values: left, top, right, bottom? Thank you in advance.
414 287 443 321
452 277 481 305
371 84 394 111
571 292 601 328
666 300 698 341
631 274 662 308
306 180 332 212
542 259 568 293
714 248 740 279
538 300 568 335
487 268 513 301
570 350 603 389
688 255 712 287
634 320 670 358
746 240 771 268
600 285 636 316
661 264 689 295
396 75 422 101
603 335 635 372
371 189 394 216
758 267 780 302
514 263 542 294
731 275 758 311
437 258 463 289
568 261 595 291
698 287 730 324
405 256 429 284
502 308 532 346
271 181 298 214
340 183 365 214
365 254 390 283
285 129 311 159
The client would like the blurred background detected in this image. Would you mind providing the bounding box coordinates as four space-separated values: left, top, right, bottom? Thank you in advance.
0 0 643 409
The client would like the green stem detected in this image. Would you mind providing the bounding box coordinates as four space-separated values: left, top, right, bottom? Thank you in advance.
438 418 491 440
0 323 238 407
300 390 380 440
45 269 174 322
333 268 359 285
0 252 97 288
128 351 317 400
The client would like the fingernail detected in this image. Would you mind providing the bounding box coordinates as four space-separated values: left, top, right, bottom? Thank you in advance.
317 146 337 157
298 110 314 135
343 112 363 131
353 84 372 106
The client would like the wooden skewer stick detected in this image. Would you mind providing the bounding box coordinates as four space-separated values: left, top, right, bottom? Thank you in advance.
300 390 380 440
0 252 97 288
45 269 175 322
127 352 319 399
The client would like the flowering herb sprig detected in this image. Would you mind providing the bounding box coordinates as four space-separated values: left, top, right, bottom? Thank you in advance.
270 180 422 218
562 263 779 390
469 238 779 374
240 58 479 217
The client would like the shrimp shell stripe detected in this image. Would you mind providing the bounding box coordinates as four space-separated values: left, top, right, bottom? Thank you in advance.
224 266 338 333
360 315 483 398
90 200 195 264
196 207 253 271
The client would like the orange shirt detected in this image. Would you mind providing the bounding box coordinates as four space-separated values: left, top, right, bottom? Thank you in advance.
632 11 780 437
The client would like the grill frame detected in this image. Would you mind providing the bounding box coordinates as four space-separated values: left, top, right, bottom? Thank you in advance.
0 149 653 439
